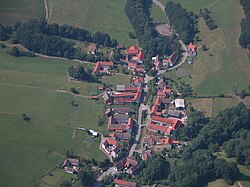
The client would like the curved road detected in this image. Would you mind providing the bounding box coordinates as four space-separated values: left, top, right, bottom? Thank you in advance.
152 0 188 75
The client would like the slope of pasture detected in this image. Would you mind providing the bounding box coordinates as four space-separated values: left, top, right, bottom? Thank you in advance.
0 0 45 25
163 0 250 96
0 48 107 187
48 0 135 46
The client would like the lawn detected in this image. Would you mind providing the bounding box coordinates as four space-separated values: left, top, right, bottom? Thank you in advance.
47 0 136 46
0 0 45 25
0 48 108 187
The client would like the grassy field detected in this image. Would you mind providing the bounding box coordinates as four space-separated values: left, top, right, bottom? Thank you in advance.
47 0 136 46
0 47 113 187
151 4 167 24
0 0 45 25
162 0 250 96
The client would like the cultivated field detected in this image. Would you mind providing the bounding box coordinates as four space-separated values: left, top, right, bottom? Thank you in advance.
0 0 45 24
0 47 115 187
47 0 136 46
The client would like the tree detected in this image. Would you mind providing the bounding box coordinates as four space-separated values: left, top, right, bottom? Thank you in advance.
60 181 72 187
202 44 208 51
21 113 31 122
78 165 96 186
9 47 21 57
70 87 79 94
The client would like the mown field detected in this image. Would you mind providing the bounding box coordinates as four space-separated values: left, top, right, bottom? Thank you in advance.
0 0 45 25
163 0 250 96
0 46 123 187
47 0 136 46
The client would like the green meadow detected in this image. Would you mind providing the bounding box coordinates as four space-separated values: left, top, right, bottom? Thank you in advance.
47 0 136 46
0 47 111 187
0 0 45 24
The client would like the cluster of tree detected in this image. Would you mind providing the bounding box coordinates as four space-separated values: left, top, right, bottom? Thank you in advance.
169 149 239 186
8 47 35 57
68 65 96 82
136 154 170 185
223 129 250 167
237 86 250 99
125 0 176 69
173 110 209 141
0 19 115 61
239 0 250 48
169 103 250 187
199 8 217 30
78 165 96 187
165 1 199 44
21 113 31 122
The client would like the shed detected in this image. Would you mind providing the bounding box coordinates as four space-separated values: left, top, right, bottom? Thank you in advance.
116 85 126 92
175 99 185 109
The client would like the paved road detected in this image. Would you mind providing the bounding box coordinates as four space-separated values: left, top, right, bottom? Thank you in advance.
128 104 148 157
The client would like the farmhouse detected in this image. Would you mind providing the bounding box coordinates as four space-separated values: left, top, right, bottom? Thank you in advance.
152 55 163 70
165 137 181 150
93 61 114 74
114 179 137 187
187 42 197 57
163 52 179 67
63 158 80 174
101 138 123 158
126 45 144 63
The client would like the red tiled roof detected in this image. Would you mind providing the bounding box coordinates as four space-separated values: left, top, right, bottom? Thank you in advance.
127 45 139 54
151 116 179 126
128 62 137 68
133 77 143 84
112 92 135 98
148 123 169 133
136 50 144 61
125 87 139 92
114 98 134 104
128 118 133 129
165 137 173 145
107 139 117 145
167 52 178 63
114 179 137 187
100 61 114 66
188 42 196 51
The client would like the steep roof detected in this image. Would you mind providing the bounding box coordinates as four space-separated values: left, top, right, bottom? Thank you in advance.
114 179 137 187
127 45 139 54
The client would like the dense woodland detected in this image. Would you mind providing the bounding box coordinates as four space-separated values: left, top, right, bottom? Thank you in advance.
169 103 250 187
125 0 178 69
239 0 250 48
165 1 198 44
0 19 116 62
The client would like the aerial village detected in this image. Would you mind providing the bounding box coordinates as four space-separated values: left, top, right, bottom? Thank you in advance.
60 42 196 186
61 42 197 186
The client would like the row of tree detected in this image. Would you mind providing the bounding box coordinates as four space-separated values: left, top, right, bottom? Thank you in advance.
165 1 199 44
239 0 250 48
199 8 217 30
169 103 250 187
0 19 115 62
125 0 177 70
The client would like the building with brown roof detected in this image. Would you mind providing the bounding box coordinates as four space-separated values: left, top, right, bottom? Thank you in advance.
93 61 114 74
114 179 137 187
